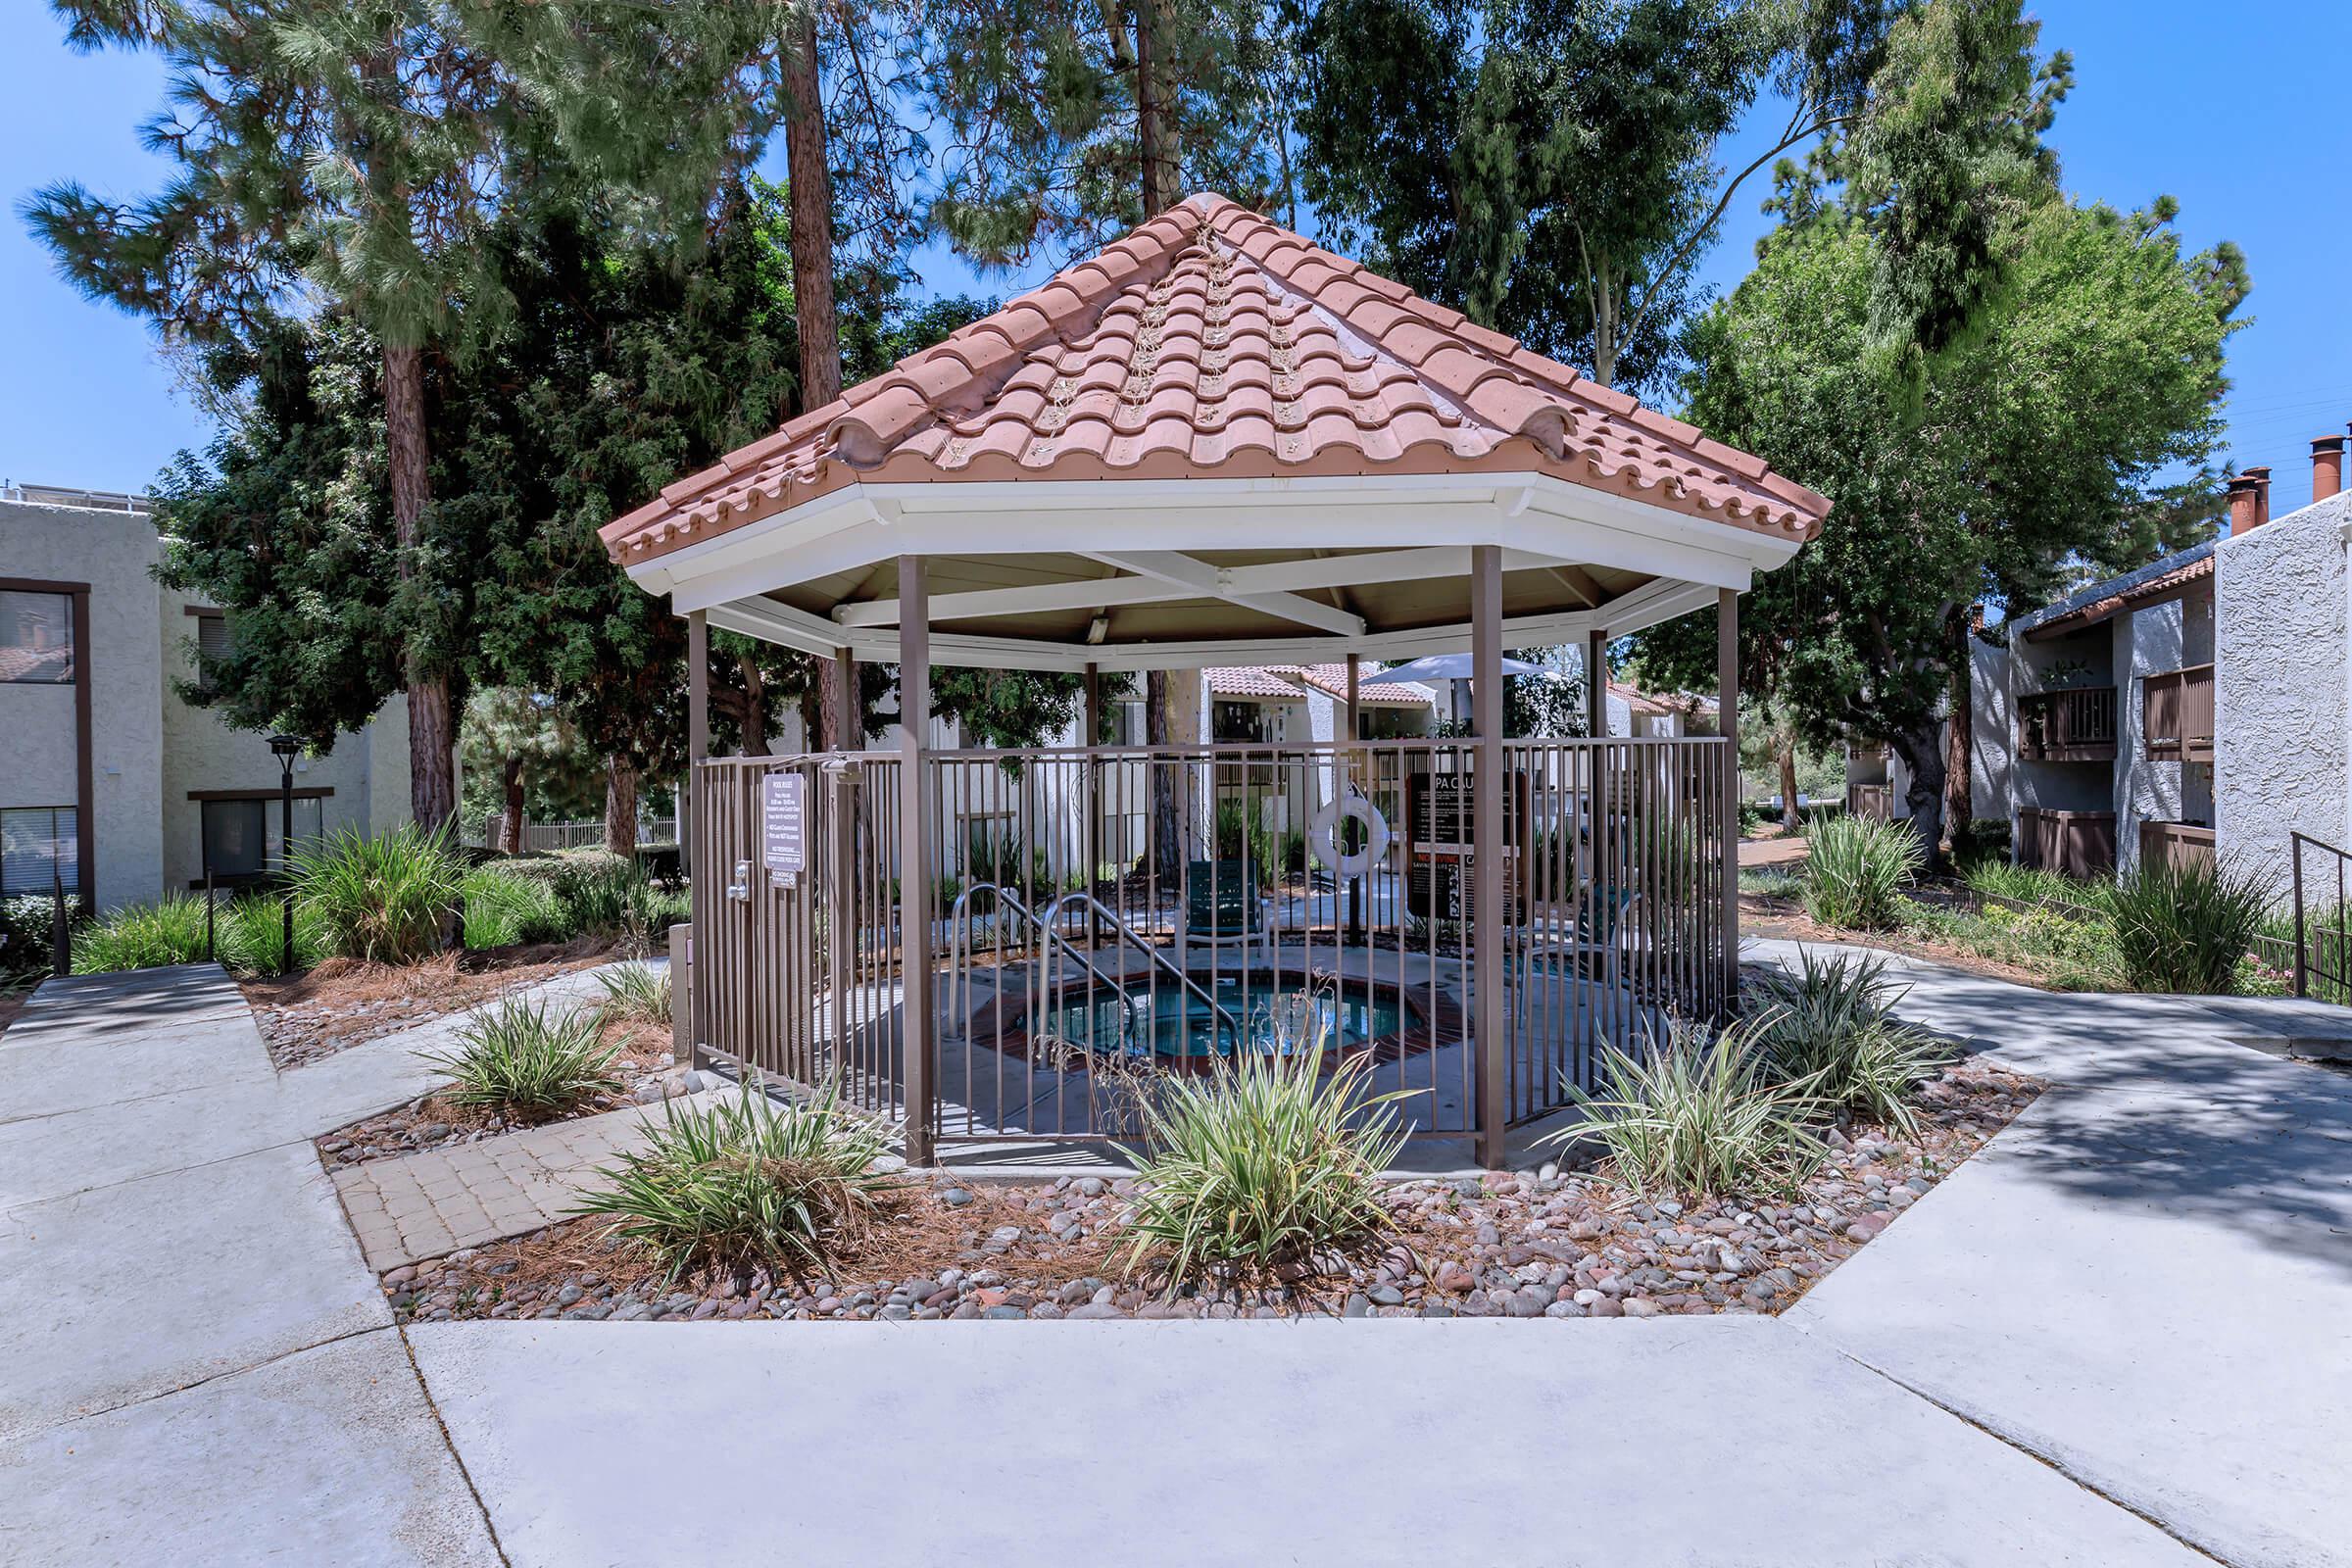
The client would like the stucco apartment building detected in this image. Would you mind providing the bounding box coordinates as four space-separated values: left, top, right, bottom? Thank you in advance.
1956 435 2352 896
1 484 414 913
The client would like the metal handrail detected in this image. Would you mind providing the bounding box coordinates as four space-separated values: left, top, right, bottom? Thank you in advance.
946 882 1242 1038
2290 831 2352 1001
1039 890 1245 1037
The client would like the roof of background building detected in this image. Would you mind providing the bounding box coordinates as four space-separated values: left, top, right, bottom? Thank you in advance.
1205 663 1438 706
2015 541 2217 641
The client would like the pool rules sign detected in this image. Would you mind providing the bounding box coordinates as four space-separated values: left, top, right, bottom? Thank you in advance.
762 773 807 890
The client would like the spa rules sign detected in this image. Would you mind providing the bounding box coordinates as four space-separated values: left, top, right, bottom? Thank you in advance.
762 773 807 889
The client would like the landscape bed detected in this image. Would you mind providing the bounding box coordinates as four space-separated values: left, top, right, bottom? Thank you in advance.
382 1056 2041 1325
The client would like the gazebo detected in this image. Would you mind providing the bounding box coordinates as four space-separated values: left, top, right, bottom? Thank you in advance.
604 194 1827 1165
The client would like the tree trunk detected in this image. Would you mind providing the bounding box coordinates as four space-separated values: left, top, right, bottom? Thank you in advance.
604 755 638 858
737 655 770 757
1943 608 1975 849
1892 724 1949 876
1137 0 1178 217
782 13 841 412
1591 259 1617 390
1148 669 1177 880
1778 740 1800 833
502 757 526 855
800 684 822 756
383 341 456 834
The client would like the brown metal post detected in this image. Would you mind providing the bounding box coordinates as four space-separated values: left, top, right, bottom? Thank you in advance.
1472 545 1506 1168
1084 662 1104 933
684 609 709 1067
1586 628 1608 737
833 648 859 752
2292 833 2308 999
1718 587 1741 1012
1346 653 1364 941
898 556 935 1165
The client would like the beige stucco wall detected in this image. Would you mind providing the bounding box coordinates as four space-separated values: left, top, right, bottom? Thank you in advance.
3 494 415 911
157 575 410 889
1 500 167 909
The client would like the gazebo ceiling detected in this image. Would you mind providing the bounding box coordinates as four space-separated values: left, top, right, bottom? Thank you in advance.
601 194 1830 671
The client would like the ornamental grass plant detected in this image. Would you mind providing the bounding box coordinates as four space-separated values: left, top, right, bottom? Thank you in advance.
1744 948 1948 1135
291 824 466 965
595 959 672 1027
420 996 620 1119
571 1080 900 1285
1801 814 1925 931
1118 1000 1409 1289
1552 1018 1827 1200
2107 858 2272 995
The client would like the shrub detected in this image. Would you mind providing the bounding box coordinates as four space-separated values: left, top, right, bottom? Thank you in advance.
1118 1001 1408 1287
1801 814 1924 931
571 1081 899 1284
419 996 619 1118
71 894 209 974
215 893 330 975
596 959 672 1027
553 856 681 943
291 825 466 965
3 893 86 982
2108 858 2271 995
1745 949 1948 1134
1960 859 2109 915
459 867 567 949
1550 1019 1826 1200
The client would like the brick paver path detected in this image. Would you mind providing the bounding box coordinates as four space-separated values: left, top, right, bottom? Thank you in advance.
334 1093 719 1271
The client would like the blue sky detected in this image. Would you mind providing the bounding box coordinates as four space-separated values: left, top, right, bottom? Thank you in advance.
5 2 2347 509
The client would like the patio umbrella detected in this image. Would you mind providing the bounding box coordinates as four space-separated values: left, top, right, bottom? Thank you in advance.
1370 652 1546 686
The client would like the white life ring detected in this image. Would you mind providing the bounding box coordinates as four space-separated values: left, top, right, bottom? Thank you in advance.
1310 795 1392 881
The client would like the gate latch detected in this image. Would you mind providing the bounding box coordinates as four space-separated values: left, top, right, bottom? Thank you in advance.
726 859 752 902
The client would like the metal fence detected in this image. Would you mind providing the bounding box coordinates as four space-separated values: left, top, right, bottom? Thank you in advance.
687 737 1733 1153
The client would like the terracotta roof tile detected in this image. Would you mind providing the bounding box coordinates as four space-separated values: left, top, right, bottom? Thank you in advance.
602 194 1833 564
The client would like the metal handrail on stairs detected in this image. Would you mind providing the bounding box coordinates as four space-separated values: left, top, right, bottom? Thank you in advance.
2290 832 2352 1002
946 883 1243 1041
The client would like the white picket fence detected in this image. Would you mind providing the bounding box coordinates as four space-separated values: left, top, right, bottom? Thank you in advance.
472 814 677 852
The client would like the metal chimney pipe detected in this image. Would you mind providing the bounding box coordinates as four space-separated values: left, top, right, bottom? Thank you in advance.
2313 435 2345 503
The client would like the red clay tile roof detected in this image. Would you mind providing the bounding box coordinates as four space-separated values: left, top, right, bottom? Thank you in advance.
1294 662 1436 705
1205 666 1301 698
601 195 1830 565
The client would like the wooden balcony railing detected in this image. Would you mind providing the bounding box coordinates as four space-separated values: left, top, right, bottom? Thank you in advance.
2142 664 2215 762
2138 820 2216 875
2018 808 2117 878
1847 783 1893 821
2018 685 2118 761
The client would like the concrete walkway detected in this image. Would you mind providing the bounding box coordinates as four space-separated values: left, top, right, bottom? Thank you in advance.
0 965 502 1565
7 952 2349 1564
338 1090 720 1271
1752 939 2352 1568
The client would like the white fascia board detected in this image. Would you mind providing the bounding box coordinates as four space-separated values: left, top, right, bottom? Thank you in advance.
653 470 1798 622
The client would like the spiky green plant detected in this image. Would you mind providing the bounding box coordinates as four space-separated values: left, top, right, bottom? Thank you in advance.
420 997 620 1118
1550 1019 1827 1200
70 894 211 974
570 1080 900 1284
1745 949 1949 1134
2108 858 2272 995
215 893 330 975
1801 814 1925 931
1117 1000 1409 1288
290 824 466 965
595 960 672 1027
460 866 567 949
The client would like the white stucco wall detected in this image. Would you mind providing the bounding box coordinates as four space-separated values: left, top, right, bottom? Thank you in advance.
2215 494 2352 901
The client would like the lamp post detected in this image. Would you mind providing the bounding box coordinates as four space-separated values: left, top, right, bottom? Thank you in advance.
269 734 303 975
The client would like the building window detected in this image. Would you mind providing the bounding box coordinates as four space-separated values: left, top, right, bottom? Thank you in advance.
200 796 324 883
193 611 234 694
1 590 75 683
1 807 78 896
1212 701 1269 744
